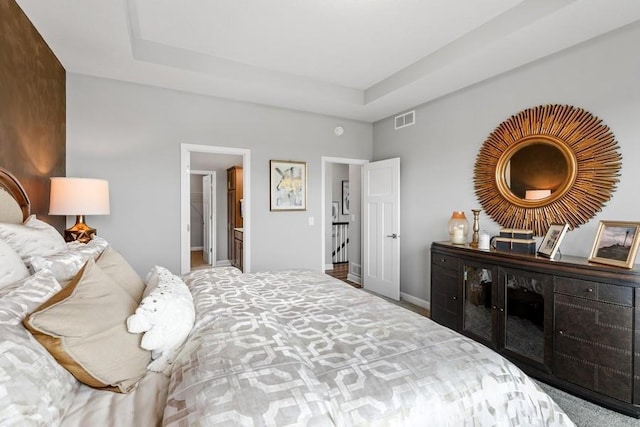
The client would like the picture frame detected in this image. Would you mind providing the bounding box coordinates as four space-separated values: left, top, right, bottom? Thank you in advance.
331 201 339 222
342 180 350 215
270 160 307 211
588 221 640 268
537 223 569 259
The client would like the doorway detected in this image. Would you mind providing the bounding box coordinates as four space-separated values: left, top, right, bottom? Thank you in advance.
180 144 251 274
321 157 367 285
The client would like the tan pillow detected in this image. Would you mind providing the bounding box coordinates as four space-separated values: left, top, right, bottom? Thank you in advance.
96 246 145 301
23 259 150 393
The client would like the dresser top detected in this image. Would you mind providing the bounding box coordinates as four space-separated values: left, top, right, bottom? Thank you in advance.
431 241 640 285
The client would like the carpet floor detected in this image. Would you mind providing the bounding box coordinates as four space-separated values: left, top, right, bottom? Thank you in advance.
535 381 639 426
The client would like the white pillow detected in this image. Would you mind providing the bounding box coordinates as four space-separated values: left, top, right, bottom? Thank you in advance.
29 237 109 282
0 238 29 290
127 266 195 374
0 216 66 259
0 270 62 325
0 325 79 426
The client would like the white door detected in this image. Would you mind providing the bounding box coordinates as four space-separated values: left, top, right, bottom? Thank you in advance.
362 158 400 300
202 174 215 265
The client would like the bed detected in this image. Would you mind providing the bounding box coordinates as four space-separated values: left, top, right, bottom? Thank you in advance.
0 167 574 426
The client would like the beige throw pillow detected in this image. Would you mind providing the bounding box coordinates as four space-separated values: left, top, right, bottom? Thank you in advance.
96 246 145 301
23 259 150 393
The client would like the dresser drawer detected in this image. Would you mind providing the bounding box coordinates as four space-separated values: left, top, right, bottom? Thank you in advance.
431 253 459 271
554 293 633 402
554 277 633 307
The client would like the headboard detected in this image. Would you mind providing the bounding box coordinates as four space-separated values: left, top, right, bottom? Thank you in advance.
0 167 31 223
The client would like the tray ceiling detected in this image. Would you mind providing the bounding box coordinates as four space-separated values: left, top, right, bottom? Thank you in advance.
15 0 640 122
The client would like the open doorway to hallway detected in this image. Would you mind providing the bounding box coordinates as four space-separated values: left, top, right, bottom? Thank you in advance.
180 144 251 275
321 157 367 286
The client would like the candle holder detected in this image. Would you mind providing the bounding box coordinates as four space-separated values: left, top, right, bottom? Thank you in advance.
448 211 470 245
471 209 481 247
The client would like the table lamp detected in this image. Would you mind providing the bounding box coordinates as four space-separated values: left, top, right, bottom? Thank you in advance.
49 177 110 243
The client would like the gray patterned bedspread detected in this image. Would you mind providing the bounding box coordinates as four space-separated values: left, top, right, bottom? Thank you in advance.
163 268 574 426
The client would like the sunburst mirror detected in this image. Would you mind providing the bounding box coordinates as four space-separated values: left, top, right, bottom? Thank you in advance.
474 104 622 236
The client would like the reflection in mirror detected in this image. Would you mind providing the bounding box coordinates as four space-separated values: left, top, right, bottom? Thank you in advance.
504 143 569 200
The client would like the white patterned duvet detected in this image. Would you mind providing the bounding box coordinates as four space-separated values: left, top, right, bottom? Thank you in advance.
163 267 574 426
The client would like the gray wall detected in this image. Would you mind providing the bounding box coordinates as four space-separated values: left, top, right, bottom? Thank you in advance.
373 22 640 305
67 74 372 276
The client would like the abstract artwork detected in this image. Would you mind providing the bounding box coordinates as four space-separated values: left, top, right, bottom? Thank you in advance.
270 160 306 211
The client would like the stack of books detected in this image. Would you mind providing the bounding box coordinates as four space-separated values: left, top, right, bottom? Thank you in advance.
494 229 536 255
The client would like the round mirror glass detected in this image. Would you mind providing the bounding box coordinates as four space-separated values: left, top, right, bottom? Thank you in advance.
503 142 569 200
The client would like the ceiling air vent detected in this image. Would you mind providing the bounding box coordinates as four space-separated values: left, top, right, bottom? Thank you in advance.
394 110 415 130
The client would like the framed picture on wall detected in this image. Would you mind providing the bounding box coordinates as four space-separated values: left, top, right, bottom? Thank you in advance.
342 180 350 215
332 201 339 222
270 160 307 211
537 223 569 259
588 221 640 268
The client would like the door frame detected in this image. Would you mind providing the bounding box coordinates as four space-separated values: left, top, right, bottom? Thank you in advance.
180 144 251 275
320 156 369 273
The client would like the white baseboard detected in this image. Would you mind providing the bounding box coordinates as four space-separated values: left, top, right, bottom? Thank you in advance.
215 260 231 267
400 292 430 311
324 264 334 271
190 246 204 251
347 273 361 284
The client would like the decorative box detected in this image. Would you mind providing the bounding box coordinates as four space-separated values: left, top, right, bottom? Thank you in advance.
494 237 536 255
499 228 534 240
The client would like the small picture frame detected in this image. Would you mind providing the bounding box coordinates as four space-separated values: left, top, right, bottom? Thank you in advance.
588 221 640 269
538 224 569 259
331 201 339 222
270 160 307 211
342 180 350 215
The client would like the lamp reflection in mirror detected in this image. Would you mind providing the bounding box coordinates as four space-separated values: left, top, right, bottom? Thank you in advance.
525 189 551 200
49 177 110 243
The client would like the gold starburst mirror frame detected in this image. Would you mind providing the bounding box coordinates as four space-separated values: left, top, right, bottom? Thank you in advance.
474 104 621 236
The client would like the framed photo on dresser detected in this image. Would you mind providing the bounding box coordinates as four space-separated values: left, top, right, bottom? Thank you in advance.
588 221 640 268
538 223 569 259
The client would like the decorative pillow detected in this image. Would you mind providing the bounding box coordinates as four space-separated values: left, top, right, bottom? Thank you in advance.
0 238 29 290
127 266 195 374
96 246 145 301
0 270 62 325
0 215 66 259
0 324 78 426
29 236 109 282
23 259 150 393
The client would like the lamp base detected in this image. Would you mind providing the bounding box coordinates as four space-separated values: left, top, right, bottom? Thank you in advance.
64 215 96 243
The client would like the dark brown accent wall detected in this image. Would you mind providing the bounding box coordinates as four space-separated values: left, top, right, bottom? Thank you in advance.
0 0 65 230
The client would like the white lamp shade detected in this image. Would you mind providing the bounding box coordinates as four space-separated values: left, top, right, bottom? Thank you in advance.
49 177 110 215
525 189 551 200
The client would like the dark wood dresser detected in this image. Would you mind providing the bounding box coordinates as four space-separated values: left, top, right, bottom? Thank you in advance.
430 241 640 417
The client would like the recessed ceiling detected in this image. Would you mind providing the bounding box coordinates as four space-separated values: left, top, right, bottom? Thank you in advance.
15 0 640 122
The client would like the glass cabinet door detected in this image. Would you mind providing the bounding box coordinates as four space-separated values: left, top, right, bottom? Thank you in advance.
502 269 549 364
462 264 494 344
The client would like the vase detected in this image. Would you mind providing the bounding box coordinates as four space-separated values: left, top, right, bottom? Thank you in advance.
448 211 470 245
